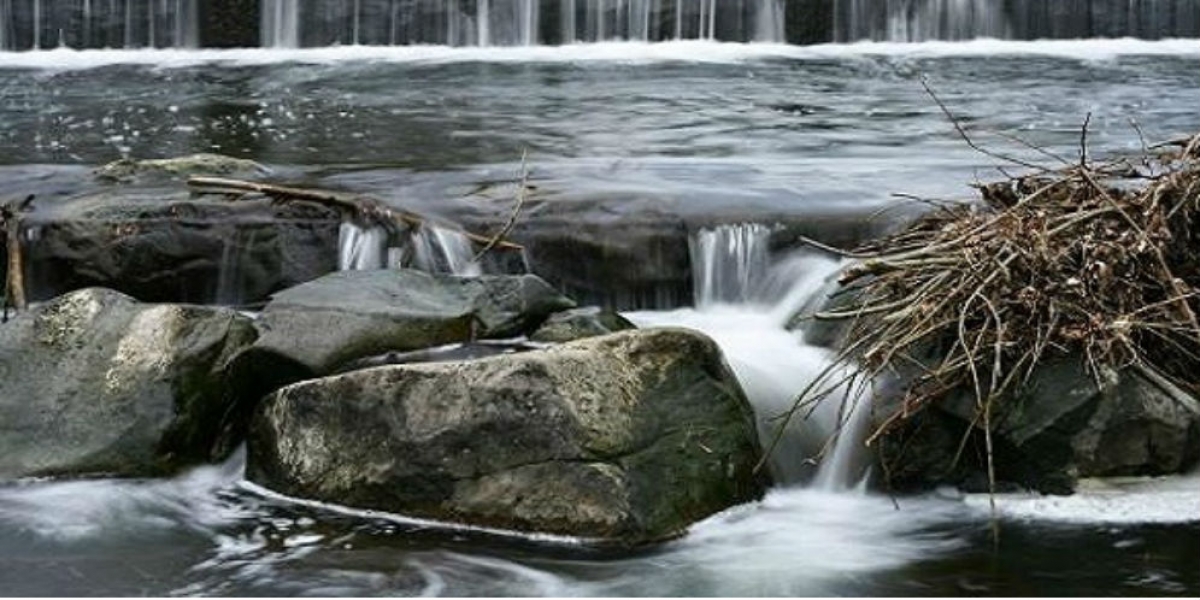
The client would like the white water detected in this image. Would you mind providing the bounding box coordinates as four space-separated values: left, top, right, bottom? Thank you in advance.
633 223 874 487
337 222 389 271
1 38 1198 71
0 0 198 50
255 0 784 48
337 221 483 276
834 0 1200 42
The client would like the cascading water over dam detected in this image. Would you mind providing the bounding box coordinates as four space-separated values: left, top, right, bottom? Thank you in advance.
0 0 198 50
261 0 786 47
833 0 1200 42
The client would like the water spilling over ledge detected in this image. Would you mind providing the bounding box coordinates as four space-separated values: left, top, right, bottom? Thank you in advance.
4 0 1200 50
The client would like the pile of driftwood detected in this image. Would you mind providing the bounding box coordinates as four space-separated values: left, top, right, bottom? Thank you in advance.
803 131 1200 460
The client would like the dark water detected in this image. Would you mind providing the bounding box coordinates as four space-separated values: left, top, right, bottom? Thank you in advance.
1 40 1199 596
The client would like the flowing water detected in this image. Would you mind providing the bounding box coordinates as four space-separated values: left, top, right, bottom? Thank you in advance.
1 33 1200 596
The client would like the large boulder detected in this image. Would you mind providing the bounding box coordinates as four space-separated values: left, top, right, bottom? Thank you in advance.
247 328 767 545
879 357 1200 493
0 288 257 480
24 188 341 305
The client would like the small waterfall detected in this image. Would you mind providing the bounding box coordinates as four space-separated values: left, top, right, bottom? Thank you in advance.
0 0 198 50
262 0 300 48
691 223 772 307
337 221 485 276
411 225 484 277
633 223 872 488
214 227 247 306
337 222 388 271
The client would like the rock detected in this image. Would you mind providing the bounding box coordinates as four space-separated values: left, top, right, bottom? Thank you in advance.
0 288 257 480
94 153 268 183
529 307 636 344
23 189 341 305
235 269 575 387
247 328 767 544
879 357 1200 493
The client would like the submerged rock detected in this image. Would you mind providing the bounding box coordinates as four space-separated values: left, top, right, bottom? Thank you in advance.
247 328 766 545
0 288 256 480
94 153 268 183
529 306 636 344
880 357 1200 493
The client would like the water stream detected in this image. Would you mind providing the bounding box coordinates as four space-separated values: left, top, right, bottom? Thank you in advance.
1 11 1199 595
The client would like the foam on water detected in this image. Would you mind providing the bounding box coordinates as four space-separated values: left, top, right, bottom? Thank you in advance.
0 38 1198 71
0 449 249 542
966 472 1200 524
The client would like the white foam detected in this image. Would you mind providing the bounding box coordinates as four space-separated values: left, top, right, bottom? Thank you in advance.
0 38 1197 71
965 472 1200 524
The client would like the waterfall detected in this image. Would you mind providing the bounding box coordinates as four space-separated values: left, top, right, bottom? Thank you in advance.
337 222 389 271
834 0 1200 42
0 0 198 50
411 226 484 276
338 221 484 276
262 0 300 48
245 0 782 47
633 223 872 488
691 223 772 307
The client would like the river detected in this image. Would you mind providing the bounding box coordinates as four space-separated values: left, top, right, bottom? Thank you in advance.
1 39 1199 595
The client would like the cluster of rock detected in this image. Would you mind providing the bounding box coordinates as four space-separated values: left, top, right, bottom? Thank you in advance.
0 269 766 545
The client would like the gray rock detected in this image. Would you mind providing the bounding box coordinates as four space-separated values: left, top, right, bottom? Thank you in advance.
239 269 575 378
94 153 268 183
247 328 767 545
24 188 341 306
879 357 1200 493
529 307 636 344
0 288 257 480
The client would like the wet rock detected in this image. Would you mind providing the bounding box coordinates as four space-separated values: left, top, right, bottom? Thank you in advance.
94 153 268 183
529 307 636 344
879 357 1200 493
247 328 766 544
24 189 341 305
234 269 575 389
0 288 257 480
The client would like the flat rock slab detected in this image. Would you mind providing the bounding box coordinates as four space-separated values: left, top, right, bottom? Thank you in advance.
0 288 257 480
247 328 767 545
244 269 575 377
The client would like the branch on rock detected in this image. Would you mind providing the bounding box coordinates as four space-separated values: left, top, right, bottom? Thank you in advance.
186 176 524 252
